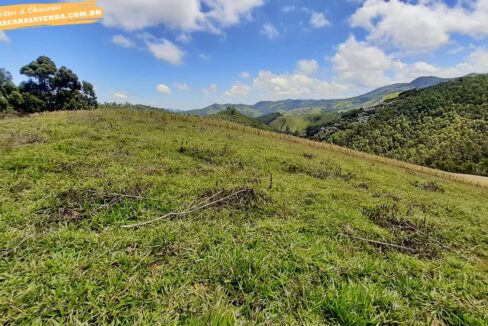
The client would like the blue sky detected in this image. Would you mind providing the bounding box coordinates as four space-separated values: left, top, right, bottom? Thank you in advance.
1 0 488 110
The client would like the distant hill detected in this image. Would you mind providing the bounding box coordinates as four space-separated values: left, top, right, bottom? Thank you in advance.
308 74 488 176
186 76 451 117
186 103 261 117
257 111 340 135
209 107 271 130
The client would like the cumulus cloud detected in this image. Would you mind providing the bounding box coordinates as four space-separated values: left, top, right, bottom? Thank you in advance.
225 43 488 102
145 38 184 65
332 36 395 87
252 70 347 99
0 31 10 43
225 82 251 96
113 92 128 100
175 83 191 90
202 83 218 96
156 84 172 94
310 12 330 28
98 0 263 33
444 48 488 77
296 59 320 76
240 72 251 79
282 5 296 13
351 0 488 52
260 23 279 40
331 36 488 88
112 34 135 48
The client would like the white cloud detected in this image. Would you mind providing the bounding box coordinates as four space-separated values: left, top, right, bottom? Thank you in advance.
393 61 440 83
112 34 135 48
252 70 347 99
260 23 279 40
443 48 488 77
225 82 251 96
310 12 330 28
240 72 250 78
220 43 488 103
202 83 218 96
296 59 319 76
156 84 172 94
113 92 128 100
175 83 191 90
332 36 394 87
145 38 184 65
282 5 296 13
98 0 263 33
0 31 10 43
351 0 488 52
176 33 192 43
331 36 488 88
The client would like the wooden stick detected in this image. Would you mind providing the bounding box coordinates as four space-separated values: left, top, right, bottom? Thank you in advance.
347 234 417 253
122 188 249 228
104 193 149 200
0 236 30 257
87 190 149 200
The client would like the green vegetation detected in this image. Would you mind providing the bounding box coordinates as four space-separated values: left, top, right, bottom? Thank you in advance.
0 56 97 115
261 111 340 135
210 107 271 130
382 92 400 101
1 109 487 324
310 75 488 176
187 103 262 117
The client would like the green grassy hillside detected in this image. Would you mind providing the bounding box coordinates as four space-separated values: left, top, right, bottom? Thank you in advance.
209 107 271 130
1 109 487 324
311 75 488 176
264 112 340 134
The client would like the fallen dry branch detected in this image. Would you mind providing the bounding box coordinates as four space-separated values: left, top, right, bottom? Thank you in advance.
87 190 149 201
0 236 30 258
346 234 417 253
420 233 470 261
122 188 251 229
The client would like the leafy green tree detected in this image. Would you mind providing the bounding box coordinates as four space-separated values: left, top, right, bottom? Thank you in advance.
54 66 82 110
0 68 20 111
12 56 98 113
19 56 57 111
81 81 97 109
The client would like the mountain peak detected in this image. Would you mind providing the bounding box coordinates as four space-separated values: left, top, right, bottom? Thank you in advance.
409 76 448 89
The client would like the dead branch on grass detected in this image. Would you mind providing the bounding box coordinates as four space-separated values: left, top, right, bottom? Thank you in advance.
122 187 252 229
345 233 417 253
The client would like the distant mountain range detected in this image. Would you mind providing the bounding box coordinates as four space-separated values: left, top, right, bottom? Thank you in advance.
186 76 452 117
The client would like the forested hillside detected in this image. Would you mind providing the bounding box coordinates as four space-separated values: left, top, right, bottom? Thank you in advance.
310 75 488 176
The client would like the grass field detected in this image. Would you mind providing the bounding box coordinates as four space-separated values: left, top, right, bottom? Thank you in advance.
1 109 487 324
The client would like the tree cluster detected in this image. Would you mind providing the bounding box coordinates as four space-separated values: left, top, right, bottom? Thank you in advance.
0 56 97 114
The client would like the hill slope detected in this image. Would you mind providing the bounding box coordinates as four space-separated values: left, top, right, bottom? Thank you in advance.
309 75 488 176
187 76 450 117
258 111 340 134
209 107 271 130
0 109 487 324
